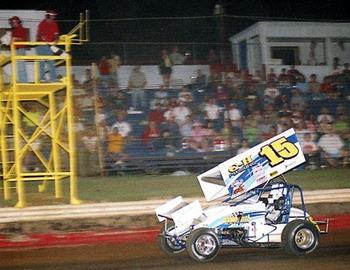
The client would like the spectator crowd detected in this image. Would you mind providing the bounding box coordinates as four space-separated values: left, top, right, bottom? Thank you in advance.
71 49 350 175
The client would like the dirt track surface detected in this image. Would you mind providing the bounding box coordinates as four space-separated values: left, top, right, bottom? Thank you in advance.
0 230 349 270
0 202 349 269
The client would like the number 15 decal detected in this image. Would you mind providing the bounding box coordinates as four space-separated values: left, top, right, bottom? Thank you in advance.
259 137 299 167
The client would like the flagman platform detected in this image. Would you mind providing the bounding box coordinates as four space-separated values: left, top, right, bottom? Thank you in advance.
0 11 89 208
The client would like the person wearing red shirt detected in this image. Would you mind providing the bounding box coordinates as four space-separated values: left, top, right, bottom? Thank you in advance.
36 10 60 82
141 121 161 150
267 68 278 83
148 103 165 127
9 16 28 82
97 56 111 84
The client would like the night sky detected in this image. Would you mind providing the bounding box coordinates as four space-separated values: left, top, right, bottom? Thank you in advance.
71 1 349 43
1 0 350 22
1 0 350 61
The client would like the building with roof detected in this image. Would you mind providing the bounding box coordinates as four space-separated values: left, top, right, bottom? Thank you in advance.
230 21 350 79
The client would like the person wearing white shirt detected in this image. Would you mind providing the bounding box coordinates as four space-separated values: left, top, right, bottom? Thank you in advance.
224 103 242 127
264 82 280 101
169 46 185 65
237 139 250 155
318 131 343 158
173 101 191 125
163 106 175 121
317 107 334 123
111 114 132 137
128 65 147 110
318 124 344 167
204 98 220 121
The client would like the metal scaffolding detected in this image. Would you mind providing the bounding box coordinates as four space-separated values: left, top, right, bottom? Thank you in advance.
0 11 89 208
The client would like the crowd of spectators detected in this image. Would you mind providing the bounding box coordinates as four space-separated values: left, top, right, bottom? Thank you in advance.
73 49 350 175
4 15 348 175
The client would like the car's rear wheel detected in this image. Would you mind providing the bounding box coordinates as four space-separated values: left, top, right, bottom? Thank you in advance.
282 219 320 255
157 223 185 255
186 228 221 262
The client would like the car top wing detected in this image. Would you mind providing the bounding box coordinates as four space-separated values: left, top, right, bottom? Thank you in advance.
197 128 305 201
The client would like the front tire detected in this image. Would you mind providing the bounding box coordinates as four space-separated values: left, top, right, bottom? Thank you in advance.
157 223 185 255
186 228 221 262
282 219 320 255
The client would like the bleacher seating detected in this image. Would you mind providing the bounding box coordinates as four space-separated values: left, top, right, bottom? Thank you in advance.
104 150 232 174
76 68 350 175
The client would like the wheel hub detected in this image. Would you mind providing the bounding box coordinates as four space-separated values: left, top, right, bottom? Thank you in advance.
195 234 216 256
295 228 314 249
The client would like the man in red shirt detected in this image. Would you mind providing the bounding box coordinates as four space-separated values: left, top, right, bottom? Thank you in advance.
148 103 165 126
36 10 59 82
9 16 28 82
141 121 161 150
97 56 111 77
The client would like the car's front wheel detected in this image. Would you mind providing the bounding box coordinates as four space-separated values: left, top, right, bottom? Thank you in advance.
186 228 221 262
282 219 320 255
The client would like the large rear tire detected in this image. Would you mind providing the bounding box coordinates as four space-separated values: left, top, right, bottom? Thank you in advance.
186 228 221 262
282 219 320 255
157 223 185 255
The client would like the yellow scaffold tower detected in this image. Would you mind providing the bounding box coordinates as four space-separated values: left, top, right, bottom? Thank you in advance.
0 11 89 207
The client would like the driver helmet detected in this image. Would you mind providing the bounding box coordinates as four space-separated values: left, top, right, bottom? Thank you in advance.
267 184 285 204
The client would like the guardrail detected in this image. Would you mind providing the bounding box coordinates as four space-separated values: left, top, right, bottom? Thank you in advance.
0 188 349 224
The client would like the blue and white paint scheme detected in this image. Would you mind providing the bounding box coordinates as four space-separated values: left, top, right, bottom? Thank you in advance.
155 128 325 259
198 128 305 201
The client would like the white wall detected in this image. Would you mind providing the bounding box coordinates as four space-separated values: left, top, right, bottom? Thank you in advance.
248 36 262 74
258 22 350 39
331 41 350 65
70 65 210 89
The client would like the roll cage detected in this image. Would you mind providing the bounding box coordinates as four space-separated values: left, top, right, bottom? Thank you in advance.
227 175 308 224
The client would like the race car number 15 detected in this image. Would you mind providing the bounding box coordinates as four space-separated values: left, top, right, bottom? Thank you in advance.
259 137 299 167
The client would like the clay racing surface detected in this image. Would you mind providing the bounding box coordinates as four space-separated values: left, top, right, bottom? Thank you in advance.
0 230 349 270
0 203 349 269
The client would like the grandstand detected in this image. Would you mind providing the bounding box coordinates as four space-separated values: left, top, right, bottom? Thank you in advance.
74 58 350 175
1 13 350 177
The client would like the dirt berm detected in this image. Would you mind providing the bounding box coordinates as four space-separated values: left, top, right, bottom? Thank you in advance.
0 202 349 237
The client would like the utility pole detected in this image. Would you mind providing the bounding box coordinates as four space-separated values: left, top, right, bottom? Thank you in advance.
214 0 225 64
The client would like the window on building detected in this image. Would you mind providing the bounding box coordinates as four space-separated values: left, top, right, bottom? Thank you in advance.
270 46 300 65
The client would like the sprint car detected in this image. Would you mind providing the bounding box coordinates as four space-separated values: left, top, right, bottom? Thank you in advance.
155 129 328 262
